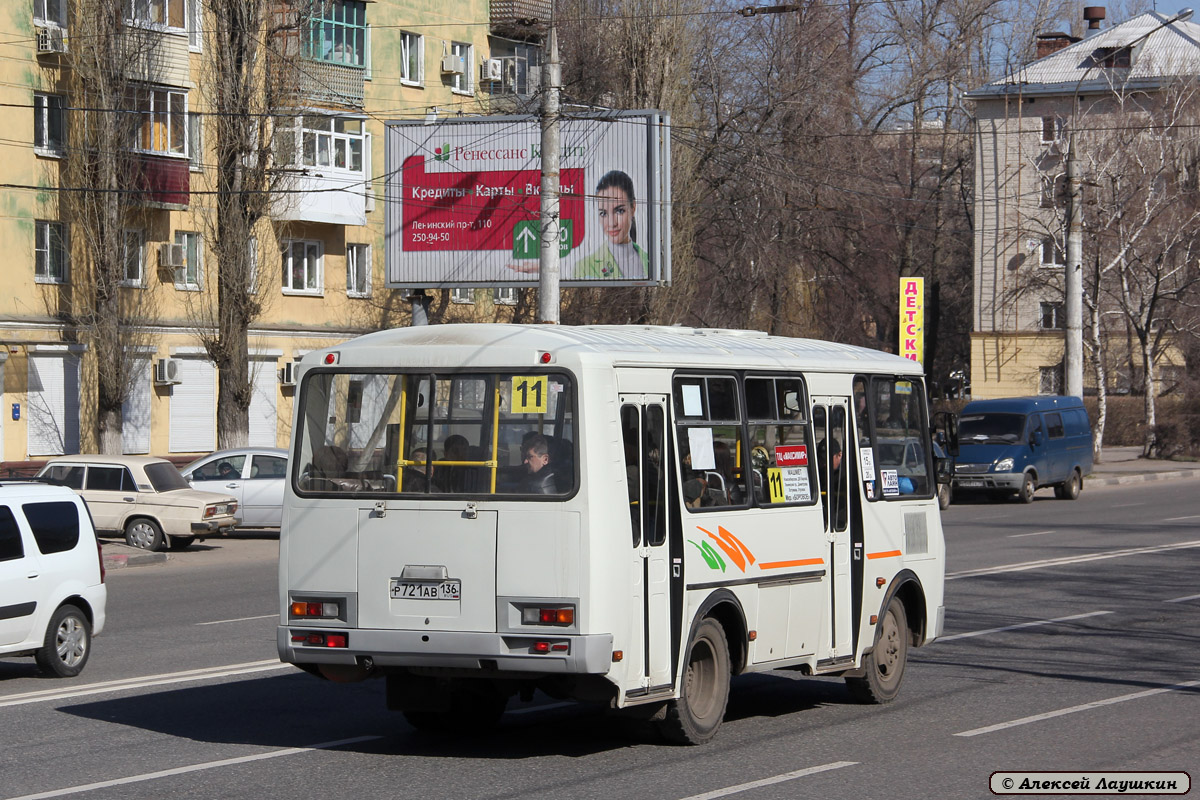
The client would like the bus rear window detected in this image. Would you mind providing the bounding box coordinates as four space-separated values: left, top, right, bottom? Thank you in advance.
295 370 576 498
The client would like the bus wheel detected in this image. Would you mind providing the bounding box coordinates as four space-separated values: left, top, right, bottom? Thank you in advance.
846 598 908 704
660 618 730 745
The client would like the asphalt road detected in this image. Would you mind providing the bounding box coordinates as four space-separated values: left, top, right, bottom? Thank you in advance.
1 481 1197 800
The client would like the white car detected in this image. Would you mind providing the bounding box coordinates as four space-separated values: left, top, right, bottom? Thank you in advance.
0 482 106 677
38 455 238 551
182 448 288 528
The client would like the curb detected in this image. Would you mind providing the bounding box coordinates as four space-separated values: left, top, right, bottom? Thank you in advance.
102 550 169 569
1087 470 1200 487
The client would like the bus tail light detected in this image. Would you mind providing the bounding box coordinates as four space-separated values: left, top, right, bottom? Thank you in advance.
292 632 348 648
531 641 569 654
521 606 574 625
291 601 340 619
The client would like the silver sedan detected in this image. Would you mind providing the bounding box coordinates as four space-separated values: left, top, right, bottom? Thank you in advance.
182 447 289 528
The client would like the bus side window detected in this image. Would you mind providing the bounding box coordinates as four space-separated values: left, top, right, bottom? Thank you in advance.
621 406 641 546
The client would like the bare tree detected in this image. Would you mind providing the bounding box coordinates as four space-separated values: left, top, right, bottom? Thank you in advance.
60 0 164 454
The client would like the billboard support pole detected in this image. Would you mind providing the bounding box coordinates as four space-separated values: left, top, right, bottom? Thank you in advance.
537 22 561 324
408 289 430 326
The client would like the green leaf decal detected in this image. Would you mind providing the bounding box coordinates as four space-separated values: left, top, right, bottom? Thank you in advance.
689 539 726 572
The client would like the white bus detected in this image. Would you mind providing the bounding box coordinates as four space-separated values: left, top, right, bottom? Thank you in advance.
278 324 947 743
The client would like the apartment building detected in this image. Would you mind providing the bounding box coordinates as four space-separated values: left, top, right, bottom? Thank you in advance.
966 10 1196 399
1 0 545 463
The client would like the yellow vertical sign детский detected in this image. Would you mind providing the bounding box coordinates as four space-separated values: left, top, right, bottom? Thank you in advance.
900 277 924 364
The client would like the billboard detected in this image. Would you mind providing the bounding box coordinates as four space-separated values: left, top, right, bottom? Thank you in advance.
900 277 924 364
384 111 670 288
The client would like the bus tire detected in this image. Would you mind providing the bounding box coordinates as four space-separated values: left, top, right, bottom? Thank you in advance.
659 617 730 745
846 597 908 704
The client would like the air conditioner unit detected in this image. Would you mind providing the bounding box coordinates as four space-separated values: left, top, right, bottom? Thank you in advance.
441 54 464 74
154 358 182 385
279 361 298 386
36 26 68 54
159 242 185 268
482 57 503 82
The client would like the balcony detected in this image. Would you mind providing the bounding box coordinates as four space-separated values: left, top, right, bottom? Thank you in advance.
137 153 189 207
272 172 365 226
490 0 551 38
298 60 364 109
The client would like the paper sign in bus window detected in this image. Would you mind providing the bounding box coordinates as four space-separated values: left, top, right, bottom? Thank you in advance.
682 384 703 417
775 444 808 467
511 375 548 414
687 427 716 470
768 467 811 503
881 469 900 496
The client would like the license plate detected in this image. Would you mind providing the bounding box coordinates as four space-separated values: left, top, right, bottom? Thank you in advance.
390 580 461 600
958 480 984 488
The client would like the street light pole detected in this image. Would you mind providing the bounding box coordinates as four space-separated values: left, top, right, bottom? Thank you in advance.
1064 134 1083 398
537 23 561 324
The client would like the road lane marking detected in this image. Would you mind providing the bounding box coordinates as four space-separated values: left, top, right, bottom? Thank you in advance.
677 762 858 800
954 680 1200 738
1008 529 1056 538
1163 515 1200 521
0 660 290 708
938 611 1112 642
947 540 1200 580
2 736 382 800
196 614 279 626
1166 593 1200 603
1114 503 1145 507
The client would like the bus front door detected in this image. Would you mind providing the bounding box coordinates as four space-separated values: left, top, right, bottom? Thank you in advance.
812 398 854 660
620 397 673 692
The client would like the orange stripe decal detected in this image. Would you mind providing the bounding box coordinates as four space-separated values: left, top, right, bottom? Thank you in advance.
759 558 825 569
867 550 902 560
696 526 755 573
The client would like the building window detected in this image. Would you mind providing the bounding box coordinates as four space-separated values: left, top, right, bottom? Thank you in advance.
188 112 203 171
1090 46 1131 68
1039 302 1065 330
451 287 474 304
35 0 67 26
306 0 366 67
400 31 423 85
346 243 370 297
449 41 473 94
274 114 363 174
493 287 517 305
128 0 186 29
1039 364 1063 395
123 230 144 286
1041 116 1063 144
35 221 67 283
132 87 188 156
282 239 322 294
34 93 65 155
1041 235 1065 267
175 231 201 288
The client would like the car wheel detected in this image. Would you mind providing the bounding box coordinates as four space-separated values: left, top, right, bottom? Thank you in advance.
659 617 731 745
1056 469 1081 500
846 597 908 704
35 604 91 678
168 536 196 550
125 518 165 551
937 482 952 510
1017 473 1036 504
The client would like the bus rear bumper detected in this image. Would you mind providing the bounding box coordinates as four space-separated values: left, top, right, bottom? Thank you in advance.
278 627 615 675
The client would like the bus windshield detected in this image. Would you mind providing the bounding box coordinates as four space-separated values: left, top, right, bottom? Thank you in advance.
958 413 1025 444
294 370 576 497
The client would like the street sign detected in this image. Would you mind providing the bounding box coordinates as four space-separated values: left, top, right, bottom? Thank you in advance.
512 220 574 259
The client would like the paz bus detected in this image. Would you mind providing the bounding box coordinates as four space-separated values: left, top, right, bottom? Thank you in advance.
277 324 948 744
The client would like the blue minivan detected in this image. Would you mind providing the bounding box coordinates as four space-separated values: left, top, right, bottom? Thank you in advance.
952 396 1093 503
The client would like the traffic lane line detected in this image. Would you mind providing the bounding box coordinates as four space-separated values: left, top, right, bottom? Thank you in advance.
954 680 1200 738
1008 529 1056 538
1 735 382 800
676 762 858 800
946 540 1200 580
0 660 290 708
937 611 1112 642
1165 593 1200 603
196 613 278 626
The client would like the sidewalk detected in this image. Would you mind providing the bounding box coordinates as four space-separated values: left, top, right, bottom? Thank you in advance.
1086 445 1200 486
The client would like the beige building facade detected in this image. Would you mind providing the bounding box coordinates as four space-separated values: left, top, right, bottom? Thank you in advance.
2 0 545 464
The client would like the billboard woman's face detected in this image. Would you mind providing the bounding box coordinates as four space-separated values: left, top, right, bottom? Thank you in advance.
597 185 633 244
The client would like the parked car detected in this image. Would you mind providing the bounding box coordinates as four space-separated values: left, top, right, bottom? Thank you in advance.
0 481 106 677
37 455 238 551
182 448 288 529
951 395 1093 503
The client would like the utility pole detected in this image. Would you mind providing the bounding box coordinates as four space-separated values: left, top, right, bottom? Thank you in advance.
1064 133 1083 397
537 23 562 324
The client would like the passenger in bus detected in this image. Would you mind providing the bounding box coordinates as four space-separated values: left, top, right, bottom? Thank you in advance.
440 435 471 493
520 434 559 494
401 448 440 493
706 440 742 505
